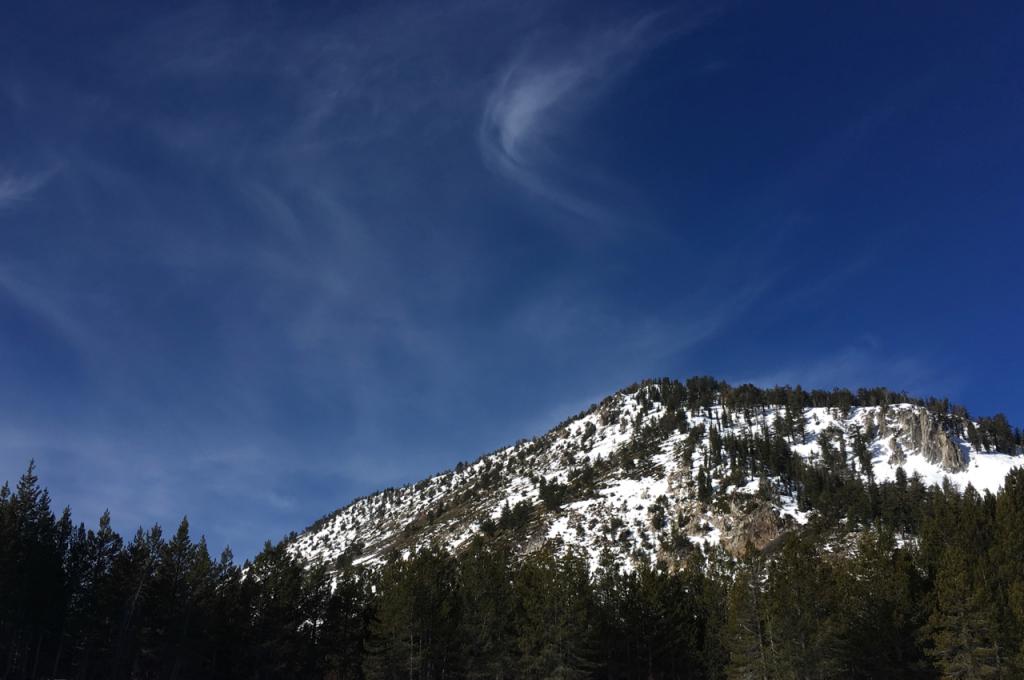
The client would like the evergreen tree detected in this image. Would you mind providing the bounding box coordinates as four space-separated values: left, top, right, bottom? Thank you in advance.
596 563 705 679
318 565 372 680
513 548 595 679
723 555 770 680
764 536 844 679
838 530 928 677
786 387 807 445
457 541 518 679
993 469 1024 670
697 466 713 505
364 545 461 679
924 543 1004 678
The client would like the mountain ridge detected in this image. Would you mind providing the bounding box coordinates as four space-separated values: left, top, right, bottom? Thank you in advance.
290 377 1023 571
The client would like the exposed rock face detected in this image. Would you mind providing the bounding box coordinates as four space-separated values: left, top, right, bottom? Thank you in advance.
875 406 963 470
876 408 888 439
715 501 786 558
888 440 907 466
893 409 965 471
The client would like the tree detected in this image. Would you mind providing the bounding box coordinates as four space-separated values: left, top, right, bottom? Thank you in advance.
513 548 595 679
723 554 770 680
786 386 807 444
319 565 373 680
62 510 124 680
852 429 873 480
764 536 844 679
993 469 1024 670
364 545 461 679
243 539 322 678
457 542 518 679
924 543 1003 678
837 530 928 678
0 461 65 680
697 466 713 505
596 563 705 679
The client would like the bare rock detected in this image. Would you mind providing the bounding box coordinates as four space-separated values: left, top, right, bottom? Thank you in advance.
888 439 907 466
894 409 965 471
717 501 786 558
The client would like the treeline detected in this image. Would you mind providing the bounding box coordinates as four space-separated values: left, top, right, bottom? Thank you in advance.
3 460 1024 679
645 376 1022 454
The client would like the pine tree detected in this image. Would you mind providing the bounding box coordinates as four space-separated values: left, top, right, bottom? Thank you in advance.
245 539 321 677
513 548 595 679
838 530 928 677
457 541 518 679
852 429 873 480
924 544 1004 678
764 536 844 679
1 461 65 679
319 564 372 680
786 386 807 445
364 544 461 679
63 510 124 679
991 468 1024 672
697 466 713 505
724 554 770 680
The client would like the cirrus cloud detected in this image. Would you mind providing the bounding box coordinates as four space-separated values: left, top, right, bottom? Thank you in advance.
479 7 716 223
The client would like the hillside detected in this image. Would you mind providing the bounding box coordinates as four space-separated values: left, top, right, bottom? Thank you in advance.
291 378 1023 570
4 377 1024 678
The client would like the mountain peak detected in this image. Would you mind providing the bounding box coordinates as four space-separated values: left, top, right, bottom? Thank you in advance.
291 378 1023 571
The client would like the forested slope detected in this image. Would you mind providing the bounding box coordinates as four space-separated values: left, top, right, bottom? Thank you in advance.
2 377 1023 678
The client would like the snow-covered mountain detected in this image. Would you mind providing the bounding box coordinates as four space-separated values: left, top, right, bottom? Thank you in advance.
290 379 1022 571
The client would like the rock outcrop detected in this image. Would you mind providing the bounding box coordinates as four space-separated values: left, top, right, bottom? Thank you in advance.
715 500 786 558
894 409 965 471
875 406 963 470
888 439 907 466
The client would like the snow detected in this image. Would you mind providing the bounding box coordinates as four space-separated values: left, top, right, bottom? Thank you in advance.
288 387 1023 572
779 494 810 525
872 448 1020 494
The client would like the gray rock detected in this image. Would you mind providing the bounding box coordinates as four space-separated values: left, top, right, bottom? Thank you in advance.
892 408 965 471
888 439 907 466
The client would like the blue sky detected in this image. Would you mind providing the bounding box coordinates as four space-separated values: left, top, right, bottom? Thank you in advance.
1 0 1022 558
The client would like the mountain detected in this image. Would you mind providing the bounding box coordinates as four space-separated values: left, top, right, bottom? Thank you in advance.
4 376 1023 678
290 377 1023 571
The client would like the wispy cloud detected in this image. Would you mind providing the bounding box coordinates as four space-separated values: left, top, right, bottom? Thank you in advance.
0 265 93 350
126 2 532 161
479 8 713 223
0 169 54 209
0 421 317 548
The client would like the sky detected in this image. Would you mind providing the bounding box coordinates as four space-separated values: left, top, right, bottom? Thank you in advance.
1 0 1022 558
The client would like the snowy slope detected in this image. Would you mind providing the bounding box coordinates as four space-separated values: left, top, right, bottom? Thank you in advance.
290 382 1022 572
